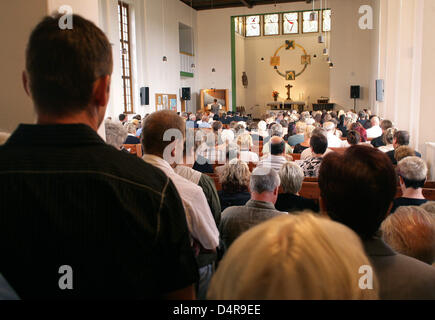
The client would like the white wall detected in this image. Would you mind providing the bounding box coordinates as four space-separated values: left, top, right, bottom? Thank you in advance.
197 0 377 112
0 0 47 133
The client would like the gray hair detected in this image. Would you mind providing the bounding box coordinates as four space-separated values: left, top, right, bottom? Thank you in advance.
397 156 428 182
0 132 11 145
323 121 335 132
250 167 281 194
381 206 435 265
105 120 128 150
279 162 304 194
270 123 283 137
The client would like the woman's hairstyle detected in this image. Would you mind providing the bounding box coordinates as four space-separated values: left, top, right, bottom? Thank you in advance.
212 121 223 132
394 146 416 163
347 130 361 146
305 125 316 139
105 120 128 150
421 201 435 218
381 206 435 265
218 159 251 193
237 133 253 150
126 123 137 134
295 121 307 134
279 162 304 194
383 127 397 145
208 214 378 300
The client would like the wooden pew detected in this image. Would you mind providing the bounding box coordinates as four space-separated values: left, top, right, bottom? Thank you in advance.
123 144 143 157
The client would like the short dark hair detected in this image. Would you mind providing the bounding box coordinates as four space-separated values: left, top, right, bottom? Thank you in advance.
271 140 285 155
347 130 361 146
142 110 186 157
394 131 410 146
310 133 328 154
119 114 126 122
380 119 393 131
319 146 397 239
212 121 223 132
26 14 113 116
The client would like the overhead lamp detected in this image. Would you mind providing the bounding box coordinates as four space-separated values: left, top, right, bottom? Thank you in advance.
212 68 216 72
323 48 328 55
318 35 325 43
163 56 167 62
326 57 331 63
329 62 334 68
310 11 317 21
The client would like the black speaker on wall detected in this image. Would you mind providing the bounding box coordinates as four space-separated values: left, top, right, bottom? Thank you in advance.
350 85 361 99
182 87 191 101
140 87 149 106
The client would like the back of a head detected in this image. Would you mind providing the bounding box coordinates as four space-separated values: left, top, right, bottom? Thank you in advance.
142 110 185 157
371 116 380 126
219 159 251 193
119 114 126 122
381 206 435 265
397 156 427 188
383 127 397 145
310 133 328 155
394 146 416 163
26 14 113 117
270 137 285 156
323 121 335 132
319 146 397 239
295 121 307 134
394 130 410 146
347 130 361 146
212 121 223 132
270 123 283 137
380 119 393 131
237 133 253 150
105 121 128 150
207 214 378 300
279 162 304 194
126 123 137 135
250 167 281 194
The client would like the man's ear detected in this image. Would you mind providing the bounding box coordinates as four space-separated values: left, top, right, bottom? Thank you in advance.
22 71 31 97
92 75 111 109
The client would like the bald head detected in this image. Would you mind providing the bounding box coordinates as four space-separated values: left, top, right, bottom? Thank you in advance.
270 136 285 156
142 110 185 157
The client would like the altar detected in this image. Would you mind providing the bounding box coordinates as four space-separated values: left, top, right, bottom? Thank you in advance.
267 101 306 112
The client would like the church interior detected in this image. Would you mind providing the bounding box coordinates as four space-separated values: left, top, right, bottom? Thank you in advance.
0 0 434 302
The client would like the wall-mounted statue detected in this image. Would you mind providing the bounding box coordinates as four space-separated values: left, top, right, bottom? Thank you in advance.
242 72 248 88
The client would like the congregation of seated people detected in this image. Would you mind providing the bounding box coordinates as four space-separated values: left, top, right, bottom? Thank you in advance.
0 14 434 301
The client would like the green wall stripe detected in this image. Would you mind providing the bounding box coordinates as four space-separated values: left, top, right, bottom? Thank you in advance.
180 71 194 78
231 16 236 112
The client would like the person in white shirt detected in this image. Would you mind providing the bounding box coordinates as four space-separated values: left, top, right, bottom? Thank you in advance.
141 110 219 251
300 127 333 160
237 133 259 163
366 116 383 139
323 121 344 148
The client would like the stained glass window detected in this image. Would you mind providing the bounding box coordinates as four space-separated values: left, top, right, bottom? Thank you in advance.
264 14 279 36
322 9 331 32
283 12 299 34
246 15 261 37
303 11 319 33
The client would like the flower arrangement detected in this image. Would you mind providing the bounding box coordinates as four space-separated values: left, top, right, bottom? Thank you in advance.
272 91 279 98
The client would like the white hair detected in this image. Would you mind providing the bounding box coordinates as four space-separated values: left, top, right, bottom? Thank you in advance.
258 121 267 132
221 129 235 143
250 167 281 194
323 121 335 132
105 120 128 150
208 214 378 299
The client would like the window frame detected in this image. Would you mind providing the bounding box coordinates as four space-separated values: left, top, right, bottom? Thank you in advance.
118 1 134 114
302 10 320 34
282 12 300 35
263 13 280 37
245 15 262 38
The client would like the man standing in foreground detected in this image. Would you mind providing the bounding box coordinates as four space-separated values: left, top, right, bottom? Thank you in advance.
0 14 198 299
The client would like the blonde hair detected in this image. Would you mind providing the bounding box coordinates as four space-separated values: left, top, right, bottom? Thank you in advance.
381 206 435 265
126 123 137 134
295 121 307 134
237 133 253 150
305 125 316 139
218 159 251 193
208 214 378 300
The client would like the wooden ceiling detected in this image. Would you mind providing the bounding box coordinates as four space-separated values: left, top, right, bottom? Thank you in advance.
180 0 310 11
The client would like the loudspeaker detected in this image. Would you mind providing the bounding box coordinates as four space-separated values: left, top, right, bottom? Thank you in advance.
376 80 384 102
182 87 191 101
140 87 149 106
350 85 360 99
